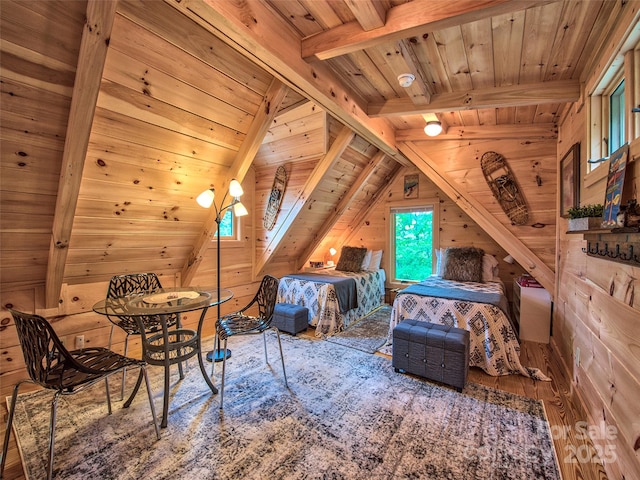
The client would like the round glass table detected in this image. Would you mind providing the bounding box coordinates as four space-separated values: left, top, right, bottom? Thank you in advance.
93 287 233 428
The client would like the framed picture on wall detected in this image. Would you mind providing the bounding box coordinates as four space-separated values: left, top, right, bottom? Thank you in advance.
404 174 418 199
560 143 580 218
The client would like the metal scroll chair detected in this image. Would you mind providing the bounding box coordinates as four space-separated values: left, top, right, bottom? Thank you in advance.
1 309 160 480
106 273 183 399
215 275 286 408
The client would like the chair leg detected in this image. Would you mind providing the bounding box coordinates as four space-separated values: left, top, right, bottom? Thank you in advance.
104 377 113 415
1 380 30 478
274 328 288 387
263 331 269 363
120 334 130 401
141 365 161 440
219 338 228 409
211 331 218 377
47 392 61 480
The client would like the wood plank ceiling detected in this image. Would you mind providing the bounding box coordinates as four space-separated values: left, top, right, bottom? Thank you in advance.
0 0 629 303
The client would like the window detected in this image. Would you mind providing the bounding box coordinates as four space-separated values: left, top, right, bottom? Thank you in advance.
217 210 234 238
609 80 625 155
214 210 241 242
390 204 436 282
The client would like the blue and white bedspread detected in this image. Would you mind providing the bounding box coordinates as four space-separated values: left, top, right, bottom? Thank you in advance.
277 269 385 337
388 277 550 380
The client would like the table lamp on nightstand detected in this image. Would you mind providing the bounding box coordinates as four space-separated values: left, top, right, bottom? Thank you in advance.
327 247 337 267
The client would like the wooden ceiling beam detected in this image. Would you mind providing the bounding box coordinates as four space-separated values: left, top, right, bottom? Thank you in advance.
165 0 398 158
396 123 558 141
181 79 289 285
296 150 387 270
302 0 552 61
369 80 580 117
346 0 387 31
255 126 355 277
399 141 555 292
45 0 118 309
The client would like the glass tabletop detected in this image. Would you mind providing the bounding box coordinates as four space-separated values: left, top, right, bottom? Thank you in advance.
93 287 234 316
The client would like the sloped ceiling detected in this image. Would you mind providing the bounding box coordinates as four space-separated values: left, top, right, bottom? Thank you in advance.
1 0 633 304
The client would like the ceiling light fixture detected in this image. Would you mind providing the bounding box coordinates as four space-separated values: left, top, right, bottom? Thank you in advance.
397 73 415 88
424 121 442 137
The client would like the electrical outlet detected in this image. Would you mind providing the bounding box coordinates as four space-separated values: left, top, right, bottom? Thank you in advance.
75 335 85 350
574 347 580 366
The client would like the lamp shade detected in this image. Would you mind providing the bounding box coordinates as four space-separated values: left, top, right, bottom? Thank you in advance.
232 201 248 217
196 188 215 208
424 121 442 137
503 254 515 264
229 179 243 198
329 247 337 256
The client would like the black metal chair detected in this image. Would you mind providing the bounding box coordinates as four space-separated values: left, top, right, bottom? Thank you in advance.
106 273 183 399
215 275 286 408
0 309 160 480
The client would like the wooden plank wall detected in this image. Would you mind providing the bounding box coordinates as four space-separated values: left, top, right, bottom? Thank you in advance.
408 138 558 271
0 0 86 291
555 100 640 478
345 167 526 299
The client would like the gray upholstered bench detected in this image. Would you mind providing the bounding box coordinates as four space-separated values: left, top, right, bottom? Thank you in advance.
272 303 308 336
392 319 470 392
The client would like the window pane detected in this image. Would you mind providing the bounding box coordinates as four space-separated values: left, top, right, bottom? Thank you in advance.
609 80 625 155
216 210 233 237
393 210 433 281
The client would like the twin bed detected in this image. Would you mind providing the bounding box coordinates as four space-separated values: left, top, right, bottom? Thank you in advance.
277 245 548 380
277 268 385 336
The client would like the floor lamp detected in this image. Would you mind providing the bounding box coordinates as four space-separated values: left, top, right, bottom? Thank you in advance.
196 179 248 362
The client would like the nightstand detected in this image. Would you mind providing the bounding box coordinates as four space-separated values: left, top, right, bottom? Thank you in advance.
513 277 551 343
303 266 336 273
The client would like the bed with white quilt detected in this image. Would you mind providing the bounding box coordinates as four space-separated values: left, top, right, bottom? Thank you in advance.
277 247 385 336
387 247 549 381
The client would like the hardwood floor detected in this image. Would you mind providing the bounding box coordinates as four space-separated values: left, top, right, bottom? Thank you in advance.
0 335 608 480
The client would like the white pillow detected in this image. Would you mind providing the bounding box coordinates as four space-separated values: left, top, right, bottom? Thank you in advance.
361 250 372 271
367 250 382 271
481 254 500 282
435 248 444 276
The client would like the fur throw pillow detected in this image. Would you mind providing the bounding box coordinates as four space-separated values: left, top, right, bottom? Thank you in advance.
442 247 485 282
335 246 368 272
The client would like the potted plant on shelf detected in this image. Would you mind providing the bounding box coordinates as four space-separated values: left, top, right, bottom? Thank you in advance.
567 204 604 231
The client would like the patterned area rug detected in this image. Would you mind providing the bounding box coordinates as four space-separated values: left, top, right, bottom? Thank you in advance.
325 304 391 353
8 334 560 479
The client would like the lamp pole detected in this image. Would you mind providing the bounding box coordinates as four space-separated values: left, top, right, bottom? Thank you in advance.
206 213 230 362
197 180 247 363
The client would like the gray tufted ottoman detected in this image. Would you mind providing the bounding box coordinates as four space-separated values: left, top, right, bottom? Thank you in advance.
392 319 470 392
272 303 309 336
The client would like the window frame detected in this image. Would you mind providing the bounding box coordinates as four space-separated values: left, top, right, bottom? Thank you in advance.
386 199 439 287
212 209 244 245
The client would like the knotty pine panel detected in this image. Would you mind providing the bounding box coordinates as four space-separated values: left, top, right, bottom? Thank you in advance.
97 79 245 151
68 233 193 250
116 0 273 96
109 14 264 117
102 49 252 134
69 217 202 236
86 133 229 181
1 80 71 137
73 198 205 224
0 0 83 69
90 108 238 167
77 170 214 208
